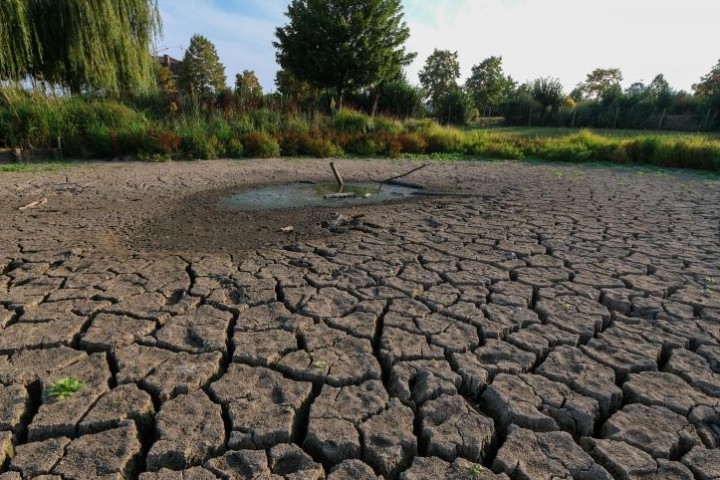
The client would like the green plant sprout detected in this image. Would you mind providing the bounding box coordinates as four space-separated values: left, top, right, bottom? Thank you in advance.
465 462 487 478
48 377 84 400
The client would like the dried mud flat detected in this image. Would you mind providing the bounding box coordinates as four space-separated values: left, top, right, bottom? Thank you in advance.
0 158 719 480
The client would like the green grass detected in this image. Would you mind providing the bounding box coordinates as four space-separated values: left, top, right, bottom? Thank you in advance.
0 162 71 172
47 377 84 399
474 126 720 140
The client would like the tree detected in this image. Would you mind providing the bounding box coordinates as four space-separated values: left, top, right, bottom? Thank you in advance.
179 34 227 96
376 75 424 118
465 56 514 115
1 0 161 93
577 68 623 99
419 50 460 111
275 69 314 109
531 77 564 112
437 87 475 125
235 70 263 110
646 74 673 110
0 0 35 81
274 0 415 110
694 59 720 98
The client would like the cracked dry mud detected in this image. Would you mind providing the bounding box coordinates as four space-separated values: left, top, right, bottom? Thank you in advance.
0 158 719 480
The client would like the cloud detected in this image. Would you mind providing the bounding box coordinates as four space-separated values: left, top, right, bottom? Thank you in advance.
158 0 720 93
402 0 720 92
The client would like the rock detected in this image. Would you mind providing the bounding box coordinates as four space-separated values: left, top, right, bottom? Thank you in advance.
276 323 381 386
0 313 88 353
146 390 225 471
0 431 13 469
204 450 274 478
401 456 509 480
359 398 417 479
537 346 621 415
78 383 155 435
493 425 611 480
209 363 312 449
664 348 720 397
583 438 694 480
304 381 388 465
155 305 234 353
10 437 71 478
0 347 86 385
268 443 324 479
601 404 701 459
79 313 156 351
623 371 719 416
0 384 28 433
419 394 495 463
682 446 720 480
53 422 142 479
139 467 218 479
388 359 461 408
482 373 599 436
328 460 381 479
115 344 222 401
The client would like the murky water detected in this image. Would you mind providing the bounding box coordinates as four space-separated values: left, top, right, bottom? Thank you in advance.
219 182 421 211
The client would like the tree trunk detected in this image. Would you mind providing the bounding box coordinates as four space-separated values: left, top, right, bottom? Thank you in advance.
371 89 381 117
337 89 345 112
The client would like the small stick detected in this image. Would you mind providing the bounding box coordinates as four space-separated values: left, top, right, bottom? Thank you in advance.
330 162 344 193
324 192 356 199
377 164 428 193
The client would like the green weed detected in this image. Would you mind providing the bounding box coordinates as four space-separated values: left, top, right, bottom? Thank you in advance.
48 377 84 400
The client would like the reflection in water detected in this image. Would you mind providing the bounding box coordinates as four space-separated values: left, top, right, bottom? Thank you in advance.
219 182 421 211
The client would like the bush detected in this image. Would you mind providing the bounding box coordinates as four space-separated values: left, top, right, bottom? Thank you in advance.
244 131 280 158
425 127 465 153
333 109 374 133
398 133 428 154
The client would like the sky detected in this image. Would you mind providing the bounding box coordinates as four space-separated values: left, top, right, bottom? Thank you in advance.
157 0 720 94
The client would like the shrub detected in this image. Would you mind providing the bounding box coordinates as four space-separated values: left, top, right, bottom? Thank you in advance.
226 138 244 158
345 134 385 156
244 131 280 158
398 133 428 154
333 109 374 133
425 127 465 153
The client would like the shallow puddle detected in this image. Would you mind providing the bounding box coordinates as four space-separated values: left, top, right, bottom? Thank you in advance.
219 182 421 211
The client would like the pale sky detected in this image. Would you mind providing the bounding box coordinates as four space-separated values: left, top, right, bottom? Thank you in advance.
157 0 720 93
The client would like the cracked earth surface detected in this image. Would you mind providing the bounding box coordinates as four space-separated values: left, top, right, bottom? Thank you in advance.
0 158 719 479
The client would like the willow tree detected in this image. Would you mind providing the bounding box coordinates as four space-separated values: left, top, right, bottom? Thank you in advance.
0 0 36 81
274 0 415 110
0 0 161 93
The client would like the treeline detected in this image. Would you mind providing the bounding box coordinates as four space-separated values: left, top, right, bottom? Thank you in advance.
1 0 720 157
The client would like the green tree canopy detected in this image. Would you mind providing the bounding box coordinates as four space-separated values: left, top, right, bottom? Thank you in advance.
419 49 460 110
0 0 161 93
274 0 415 110
0 0 36 81
578 68 623 100
465 56 514 113
235 70 263 111
529 77 564 112
694 59 720 98
179 34 227 96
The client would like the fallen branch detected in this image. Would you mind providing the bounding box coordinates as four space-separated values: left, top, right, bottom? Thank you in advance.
377 164 428 193
330 162 344 192
324 192 356 199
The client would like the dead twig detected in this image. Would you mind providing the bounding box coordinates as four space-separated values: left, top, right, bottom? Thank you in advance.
19 198 47 211
377 164 428 193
